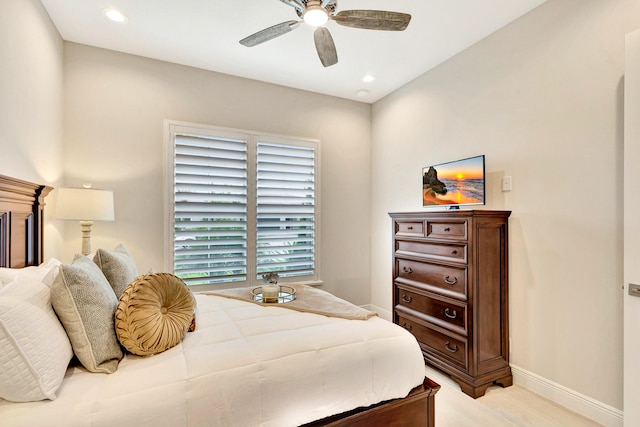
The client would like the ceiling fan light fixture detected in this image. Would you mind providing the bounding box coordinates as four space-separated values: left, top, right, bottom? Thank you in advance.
304 7 329 27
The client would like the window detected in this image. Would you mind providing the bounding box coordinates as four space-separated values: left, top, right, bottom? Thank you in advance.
167 122 319 289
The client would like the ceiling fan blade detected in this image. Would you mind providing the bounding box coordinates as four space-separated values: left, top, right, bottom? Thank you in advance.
314 27 338 67
239 20 301 47
332 10 411 31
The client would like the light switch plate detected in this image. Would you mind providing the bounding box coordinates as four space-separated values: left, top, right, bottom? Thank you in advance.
501 176 512 192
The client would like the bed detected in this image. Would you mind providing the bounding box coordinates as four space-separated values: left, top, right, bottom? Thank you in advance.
0 174 440 427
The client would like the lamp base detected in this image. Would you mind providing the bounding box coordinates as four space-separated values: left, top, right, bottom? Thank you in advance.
79 220 94 256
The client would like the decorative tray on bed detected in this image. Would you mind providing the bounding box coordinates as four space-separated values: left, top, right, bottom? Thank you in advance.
251 285 296 304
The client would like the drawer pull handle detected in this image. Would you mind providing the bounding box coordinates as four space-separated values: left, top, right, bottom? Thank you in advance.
402 294 413 303
444 308 457 319
445 341 458 353
444 275 458 285
402 322 413 332
451 250 458 255
444 227 451 232
402 267 413 274
407 226 413 230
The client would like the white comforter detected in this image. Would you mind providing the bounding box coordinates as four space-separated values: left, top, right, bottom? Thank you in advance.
0 293 425 426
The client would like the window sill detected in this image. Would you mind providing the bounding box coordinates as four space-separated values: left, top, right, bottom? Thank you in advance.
188 280 323 293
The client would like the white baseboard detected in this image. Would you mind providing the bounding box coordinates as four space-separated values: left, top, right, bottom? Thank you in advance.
511 364 623 427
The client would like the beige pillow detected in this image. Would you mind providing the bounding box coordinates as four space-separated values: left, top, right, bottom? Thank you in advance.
51 256 123 373
94 244 138 297
115 273 194 356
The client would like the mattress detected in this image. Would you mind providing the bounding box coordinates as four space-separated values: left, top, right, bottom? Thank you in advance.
0 292 425 426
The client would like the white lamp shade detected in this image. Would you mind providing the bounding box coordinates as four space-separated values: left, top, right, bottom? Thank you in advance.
56 188 115 221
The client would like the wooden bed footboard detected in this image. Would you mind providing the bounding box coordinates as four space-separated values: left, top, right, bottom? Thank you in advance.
302 377 440 427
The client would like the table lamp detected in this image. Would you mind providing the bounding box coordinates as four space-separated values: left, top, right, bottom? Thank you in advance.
56 184 115 256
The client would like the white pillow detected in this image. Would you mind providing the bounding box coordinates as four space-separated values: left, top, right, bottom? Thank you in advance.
0 258 61 287
0 274 73 402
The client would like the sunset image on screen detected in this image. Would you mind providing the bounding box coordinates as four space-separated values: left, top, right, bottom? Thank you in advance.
435 157 484 180
422 155 485 207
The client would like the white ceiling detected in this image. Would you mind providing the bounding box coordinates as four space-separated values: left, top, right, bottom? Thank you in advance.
40 0 547 103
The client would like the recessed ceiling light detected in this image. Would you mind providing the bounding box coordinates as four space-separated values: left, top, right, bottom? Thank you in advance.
102 8 128 23
362 74 376 83
356 89 369 97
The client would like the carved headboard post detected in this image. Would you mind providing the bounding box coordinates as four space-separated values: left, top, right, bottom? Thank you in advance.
34 184 53 265
0 175 52 267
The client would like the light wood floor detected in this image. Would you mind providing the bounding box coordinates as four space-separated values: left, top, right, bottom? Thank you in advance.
425 367 603 427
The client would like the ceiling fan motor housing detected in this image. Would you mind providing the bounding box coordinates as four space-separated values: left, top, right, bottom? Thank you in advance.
296 0 337 20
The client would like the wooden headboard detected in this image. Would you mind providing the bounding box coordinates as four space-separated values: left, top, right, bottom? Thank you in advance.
0 174 52 268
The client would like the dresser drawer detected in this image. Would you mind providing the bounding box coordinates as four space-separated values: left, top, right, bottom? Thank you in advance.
395 221 424 237
396 285 467 333
398 315 467 369
426 220 467 240
397 259 467 300
396 240 467 263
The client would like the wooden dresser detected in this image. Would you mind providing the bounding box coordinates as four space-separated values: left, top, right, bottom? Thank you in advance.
390 210 512 398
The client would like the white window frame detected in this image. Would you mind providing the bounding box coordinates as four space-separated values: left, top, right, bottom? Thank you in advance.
164 120 321 291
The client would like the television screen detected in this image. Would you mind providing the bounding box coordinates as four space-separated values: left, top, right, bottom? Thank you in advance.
422 155 485 208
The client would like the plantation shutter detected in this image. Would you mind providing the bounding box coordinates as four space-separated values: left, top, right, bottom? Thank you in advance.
170 123 318 288
174 133 248 285
256 140 315 279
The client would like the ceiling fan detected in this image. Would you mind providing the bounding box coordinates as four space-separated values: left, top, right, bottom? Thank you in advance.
239 0 411 67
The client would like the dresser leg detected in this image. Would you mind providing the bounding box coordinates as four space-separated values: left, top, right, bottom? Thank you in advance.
454 374 513 399
455 381 491 399
495 374 513 388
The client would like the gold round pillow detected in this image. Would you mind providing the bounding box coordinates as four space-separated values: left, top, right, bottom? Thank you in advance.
115 273 194 356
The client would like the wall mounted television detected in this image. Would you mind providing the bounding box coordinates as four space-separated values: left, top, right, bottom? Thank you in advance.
422 155 485 208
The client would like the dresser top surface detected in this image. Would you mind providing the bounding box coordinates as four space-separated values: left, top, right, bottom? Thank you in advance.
389 209 511 219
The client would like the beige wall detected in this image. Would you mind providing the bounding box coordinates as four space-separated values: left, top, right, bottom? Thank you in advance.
0 0 64 258
62 43 372 304
371 0 640 410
